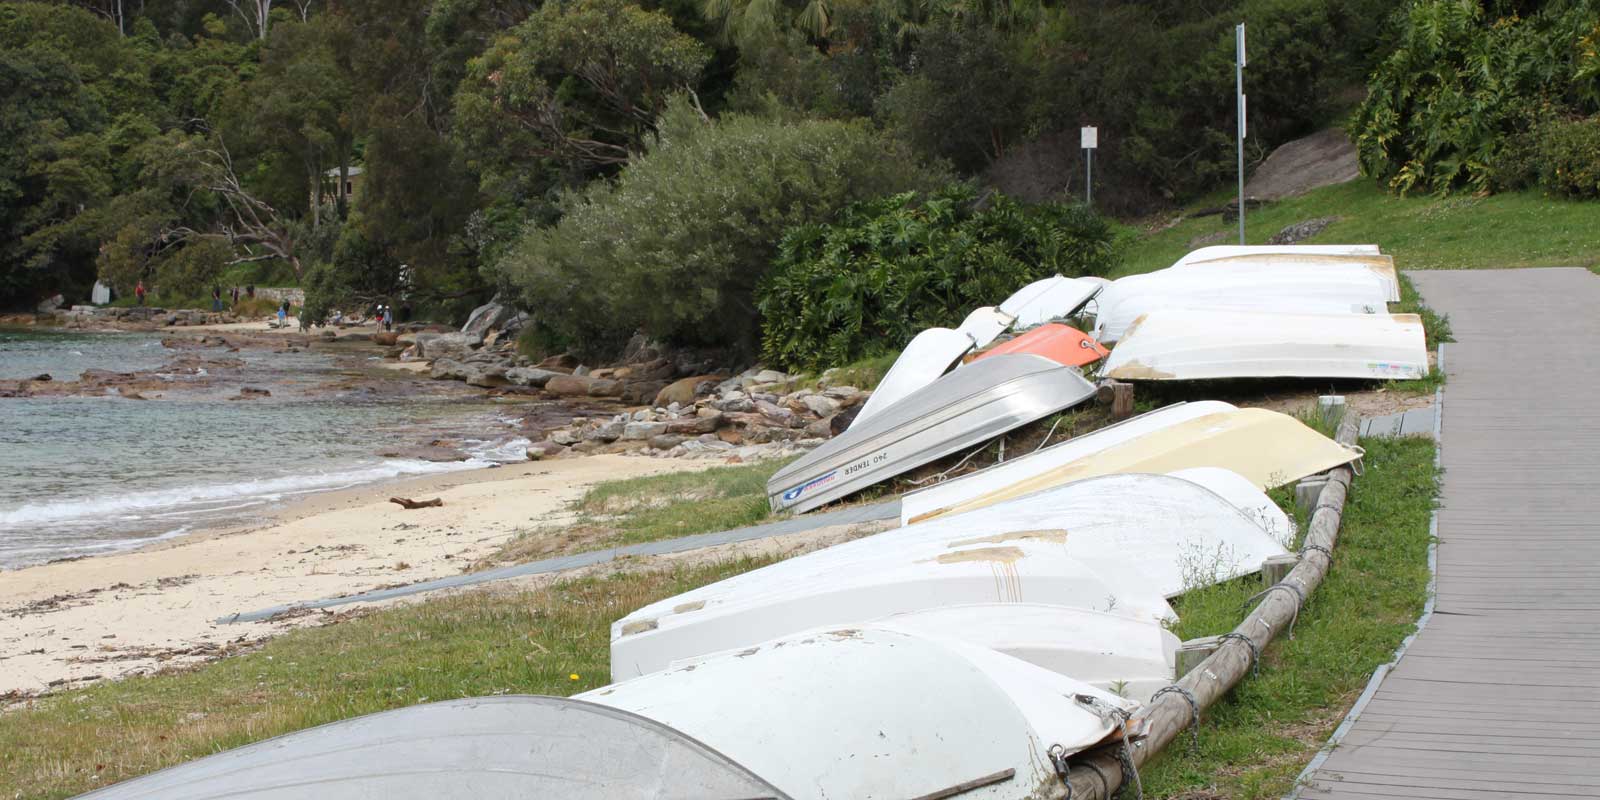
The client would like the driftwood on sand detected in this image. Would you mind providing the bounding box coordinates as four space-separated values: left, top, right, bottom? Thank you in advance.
388 497 443 510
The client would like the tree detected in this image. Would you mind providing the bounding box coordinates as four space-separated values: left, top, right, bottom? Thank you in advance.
153 131 308 277
454 0 712 175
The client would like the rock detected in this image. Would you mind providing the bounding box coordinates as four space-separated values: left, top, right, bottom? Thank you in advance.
544 375 595 396
649 433 689 450
537 353 579 370
525 440 568 460
621 421 668 440
665 412 722 435
461 296 518 340
36 293 64 313
755 399 794 425
1243 127 1360 201
804 417 833 438
716 427 744 445
464 363 509 387
1268 216 1341 245
27 373 51 382
572 365 591 377
821 386 860 400
373 331 400 346
632 357 677 381
548 429 581 446
415 332 479 361
715 395 754 413
505 367 560 388
430 360 471 381
620 333 664 365
237 386 271 398
655 374 726 408
320 330 337 340
586 378 622 398
588 421 625 442
621 380 669 405
831 403 862 435
801 395 839 418
378 444 469 462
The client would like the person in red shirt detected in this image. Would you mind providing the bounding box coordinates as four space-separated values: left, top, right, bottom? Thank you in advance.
135 281 146 306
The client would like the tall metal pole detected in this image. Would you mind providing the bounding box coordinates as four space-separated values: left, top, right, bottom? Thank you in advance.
1085 148 1093 207
1236 23 1246 245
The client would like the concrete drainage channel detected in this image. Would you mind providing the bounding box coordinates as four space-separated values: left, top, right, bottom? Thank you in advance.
219 498 901 624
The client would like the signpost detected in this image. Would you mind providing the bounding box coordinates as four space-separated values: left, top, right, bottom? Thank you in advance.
1235 23 1246 245
1081 126 1098 208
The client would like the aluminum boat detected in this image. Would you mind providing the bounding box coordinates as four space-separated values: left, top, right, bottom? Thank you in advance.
769 353 1096 513
850 327 974 426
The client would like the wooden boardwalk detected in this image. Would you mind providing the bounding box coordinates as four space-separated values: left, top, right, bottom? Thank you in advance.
1302 268 1600 799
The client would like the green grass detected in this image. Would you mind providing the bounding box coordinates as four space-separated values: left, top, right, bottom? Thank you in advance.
1115 180 1600 276
0 557 776 800
484 459 787 566
797 350 899 391
1143 435 1440 799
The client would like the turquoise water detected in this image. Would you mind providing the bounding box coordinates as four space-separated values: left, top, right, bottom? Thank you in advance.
0 330 528 569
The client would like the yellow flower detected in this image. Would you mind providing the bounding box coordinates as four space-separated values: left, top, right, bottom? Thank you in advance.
569 673 580 681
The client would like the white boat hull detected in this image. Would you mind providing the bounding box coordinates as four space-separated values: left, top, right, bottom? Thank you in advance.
955 306 1015 348
1168 466 1294 546
998 276 1103 328
900 401 1238 524
1177 252 1401 302
1104 309 1428 381
1172 244 1380 268
1093 268 1390 344
590 625 1136 800
850 327 974 426
770 354 1096 513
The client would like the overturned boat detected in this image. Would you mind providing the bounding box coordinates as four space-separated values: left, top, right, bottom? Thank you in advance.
1174 251 1401 302
970 323 1109 367
910 407 1361 521
75 695 789 799
1092 266 1391 343
1171 243 1380 268
769 353 1096 514
850 327 974 425
616 473 1288 679
998 275 1103 328
592 624 1138 800
878 603 1179 702
1103 309 1428 381
900 400 1238 524
954 305 1015 348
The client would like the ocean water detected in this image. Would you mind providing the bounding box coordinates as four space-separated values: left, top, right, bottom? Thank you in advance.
0 329 527 569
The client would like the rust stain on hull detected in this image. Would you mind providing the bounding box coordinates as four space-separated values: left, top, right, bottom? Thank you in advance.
948 529 1069 548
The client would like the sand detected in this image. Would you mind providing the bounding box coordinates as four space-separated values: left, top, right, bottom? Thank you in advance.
0 455 709 696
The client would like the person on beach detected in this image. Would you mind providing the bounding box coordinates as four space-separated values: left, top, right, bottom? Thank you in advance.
383 306 393 332
135 280 146 306
211 287 223 312
231 286 240 306
277 299 288 327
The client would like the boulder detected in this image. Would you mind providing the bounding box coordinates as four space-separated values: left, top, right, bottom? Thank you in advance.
755 399 795 425
378 444 469 462
505 367 560 388
586 378 623 398
621 380 669 405
36 294 64 313
430 360 471 381
526 440 568 460
548 429 582 446
461 296 518 340
415 332 479 361
537 353 579 370
665 412 722 435
649 433 689 450
655 374 726 407
544 375 595 396
804 417 833 438
830 404 862 435
464 363 508 387
373 331 400 346
621 421 668 440
801 395 839 418
237 386 271 399
588 420 625 443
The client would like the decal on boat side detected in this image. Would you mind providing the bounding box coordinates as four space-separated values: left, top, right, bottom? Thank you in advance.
782 470 838 503
841 452 889 477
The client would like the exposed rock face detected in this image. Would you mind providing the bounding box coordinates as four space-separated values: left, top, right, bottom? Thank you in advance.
415 332 479 361
545 375 596 396
463 363 508 387
1268 216 1340 245
505 367 560 388
655 374 725 407
1243 128 1360 201
461 296 519 340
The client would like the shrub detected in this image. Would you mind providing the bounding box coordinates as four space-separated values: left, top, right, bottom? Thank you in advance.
1537 115 1600 198
1351 0 1600 195
492 97 944 355
756 184 1119 372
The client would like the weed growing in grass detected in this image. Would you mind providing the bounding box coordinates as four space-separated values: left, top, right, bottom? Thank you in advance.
1146 435 1438 799
0 557 778 800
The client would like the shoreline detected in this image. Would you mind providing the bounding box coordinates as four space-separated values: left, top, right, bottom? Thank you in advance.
0 453 714 697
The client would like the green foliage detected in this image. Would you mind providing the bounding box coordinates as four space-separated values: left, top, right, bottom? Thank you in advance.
757 184 1118 371
1352 0 1600 196
493 96 943 354
153 239 232 301
1537 115 1600 197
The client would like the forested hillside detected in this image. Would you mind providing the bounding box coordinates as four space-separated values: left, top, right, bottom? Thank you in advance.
3 0 1595 362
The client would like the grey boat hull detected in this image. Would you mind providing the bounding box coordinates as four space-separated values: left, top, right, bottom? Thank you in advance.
767 353 1096 514
75 696 788 800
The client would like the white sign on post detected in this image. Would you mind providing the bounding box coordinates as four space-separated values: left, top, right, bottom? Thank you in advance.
1081 127 1098 149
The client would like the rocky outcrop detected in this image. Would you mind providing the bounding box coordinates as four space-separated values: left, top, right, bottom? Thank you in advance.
461 296 519 340
414 332 480 361
655 374 725 407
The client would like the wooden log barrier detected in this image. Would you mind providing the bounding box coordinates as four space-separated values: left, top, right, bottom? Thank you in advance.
1057 414 1362 799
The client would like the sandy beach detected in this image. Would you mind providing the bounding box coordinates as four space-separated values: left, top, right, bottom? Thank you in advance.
0 454 709 696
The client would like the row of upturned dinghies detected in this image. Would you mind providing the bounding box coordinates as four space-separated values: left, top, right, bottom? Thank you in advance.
81 245 1415 800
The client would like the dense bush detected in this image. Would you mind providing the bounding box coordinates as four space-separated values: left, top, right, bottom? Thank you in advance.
1351 0 1600 195
756 184 1119 372
1537 115 1600 198
492 97 943 355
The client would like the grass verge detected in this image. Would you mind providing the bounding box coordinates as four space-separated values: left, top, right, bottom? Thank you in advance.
1144 434 1439 799
1115 181 1600 276
0 557 776 800
480 459 787 567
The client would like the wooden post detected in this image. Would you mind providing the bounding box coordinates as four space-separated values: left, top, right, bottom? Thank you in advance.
1056 414 1361 799
1260 553 1299 586
1295 477 1328 513
1175 636 1222 679
1110 382 1135 420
